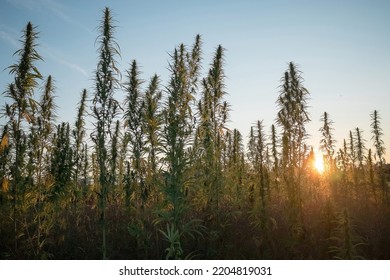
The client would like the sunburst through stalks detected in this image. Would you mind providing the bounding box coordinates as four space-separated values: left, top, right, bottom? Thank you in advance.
314 155 325 174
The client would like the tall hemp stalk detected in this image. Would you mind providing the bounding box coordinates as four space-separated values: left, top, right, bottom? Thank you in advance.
348 130 358 186
124 60 146 206
73 89 88 199
143 75 162 202
336 139 350 192
276 62 310 248
197 45 229 213
3 22 43 255
248 121 268 208
31 75 56 257
270 124 279 190
159 36 202 259
195 44 230 258
367 149 374 187
92 7 121 259
370 110 386 197
229 129 245 205
355 127 366 184
319 112 336 175
248 120 270 257
110 120 120 198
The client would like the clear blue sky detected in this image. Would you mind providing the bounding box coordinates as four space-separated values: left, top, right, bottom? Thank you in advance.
1 0 389 161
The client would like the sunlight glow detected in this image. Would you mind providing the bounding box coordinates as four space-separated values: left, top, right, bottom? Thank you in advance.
314 155 325 174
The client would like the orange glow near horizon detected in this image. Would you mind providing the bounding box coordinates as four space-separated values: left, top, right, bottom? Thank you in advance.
314 155 325 174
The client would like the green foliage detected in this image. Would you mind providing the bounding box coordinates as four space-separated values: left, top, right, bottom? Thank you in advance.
2 21 43 256
248 120 269 210
371 110 386 163
196 44 229 213
276 63 311 250
157 218 205 260
124 60 146 205
329 209 365 260
319 112 336 173
73 89 87 197
270 124 279 184
7 22 43 109
370 110 387 192
92 7 121 260
128 218 152 258
50 122 72 198
159 223 183 259
1 9 389 260
355 128 366 171
276 62 310 169
162 36 202 224
143 75 162 201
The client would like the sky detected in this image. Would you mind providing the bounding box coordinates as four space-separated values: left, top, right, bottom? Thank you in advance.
1 0 389 162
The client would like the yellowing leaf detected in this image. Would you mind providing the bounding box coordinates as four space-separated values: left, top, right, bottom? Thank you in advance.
2 178 9 192
0 133 8 152
23 112 34 124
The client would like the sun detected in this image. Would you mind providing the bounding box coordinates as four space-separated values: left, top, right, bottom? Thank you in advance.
314 155 325 174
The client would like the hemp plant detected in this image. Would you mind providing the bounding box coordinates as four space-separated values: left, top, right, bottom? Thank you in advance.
124 60 146 206
3 22 43 255
91 7 121 259
370 110 386 193
276 62 310 248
